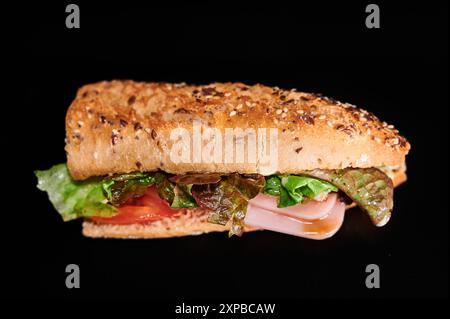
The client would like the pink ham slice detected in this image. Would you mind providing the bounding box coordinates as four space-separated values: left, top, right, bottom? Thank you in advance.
249 193 338 220
245 194 346 240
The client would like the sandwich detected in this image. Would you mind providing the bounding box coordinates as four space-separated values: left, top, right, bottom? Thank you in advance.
35 80 410 239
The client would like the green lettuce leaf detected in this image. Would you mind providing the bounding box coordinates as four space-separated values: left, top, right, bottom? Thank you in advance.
35 165 200 222
35 164 117 221
36 163 393 228
303 168 393 226
106 171 198 209
264 175 338 208
172 184 198 208
154 173 175 204
105 172 158 206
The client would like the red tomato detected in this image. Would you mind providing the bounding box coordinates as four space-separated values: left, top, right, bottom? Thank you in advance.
91 186 183 225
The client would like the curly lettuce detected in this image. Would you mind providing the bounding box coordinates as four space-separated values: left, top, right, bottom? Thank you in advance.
264 168 393 226
36 164 394 229
35 164 198 221
171 184 197 208
35 164 117 221
192 174 265 236
264 175 338 208
303 168 393 226
105 172 159 206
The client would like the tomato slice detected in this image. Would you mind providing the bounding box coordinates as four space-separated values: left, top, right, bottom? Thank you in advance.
91 186 183 225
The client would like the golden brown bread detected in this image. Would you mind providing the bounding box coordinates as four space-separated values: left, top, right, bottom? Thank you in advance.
82 208 257 239
65 81 410 180
82 168 407 239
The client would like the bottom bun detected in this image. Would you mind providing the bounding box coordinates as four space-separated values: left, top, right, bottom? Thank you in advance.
82 209 259 239
82 170 407 239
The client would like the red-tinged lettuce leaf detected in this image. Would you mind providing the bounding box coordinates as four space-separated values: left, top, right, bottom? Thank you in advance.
227 174 266 199
192 173 265 236
107 171 198 209
169 173 222 185
304 168 393 226
106 172 159 206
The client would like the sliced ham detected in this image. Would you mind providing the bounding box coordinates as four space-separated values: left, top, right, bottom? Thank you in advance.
249 193 338 220
245 194 345 240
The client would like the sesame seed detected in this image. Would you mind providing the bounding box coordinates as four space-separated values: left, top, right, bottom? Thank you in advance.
134 122 143 131
296 110 304 114
236 103 243 109
327 121 333 127
111 129 119 145
387 124 394 129
146 129 155 140
276 109 283 115
229 110 237 117
281 113 287 118
283 107 288 113
274 119 279 124
367 129 371 135
358 153 369 164
375 137 381 143
224 92 231 97
360 117 367 122
318 115 326 120
382 122 388 127
245 101 251 107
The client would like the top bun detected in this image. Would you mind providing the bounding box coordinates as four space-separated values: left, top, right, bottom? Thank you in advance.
65 81 410 180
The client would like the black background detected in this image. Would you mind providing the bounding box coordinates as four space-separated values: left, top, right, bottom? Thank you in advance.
7 0 448 302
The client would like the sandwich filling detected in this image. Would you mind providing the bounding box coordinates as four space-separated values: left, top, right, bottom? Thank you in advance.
35 164 394 239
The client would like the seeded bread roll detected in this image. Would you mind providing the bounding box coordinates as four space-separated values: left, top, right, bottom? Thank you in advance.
82 208 253 239
65 80 410 180
82 169 407 239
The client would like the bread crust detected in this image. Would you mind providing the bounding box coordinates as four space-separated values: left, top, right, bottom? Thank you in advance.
82 169 407 239
66 81 410 180
82 209 259 239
